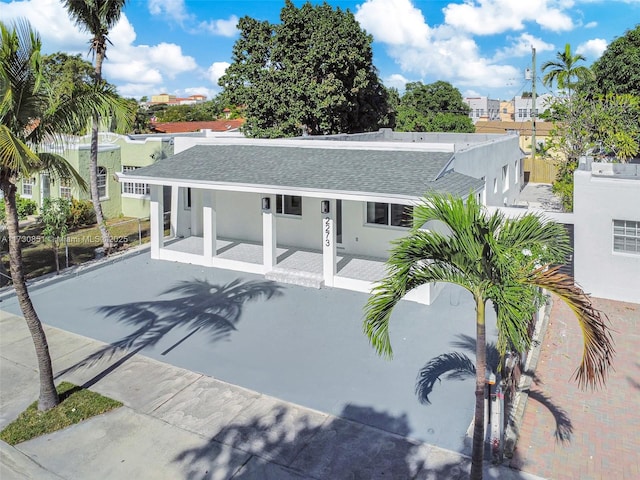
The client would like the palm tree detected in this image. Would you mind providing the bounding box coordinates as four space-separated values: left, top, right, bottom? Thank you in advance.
542 43 594 95
363 193 614 480
0 19 131 410
62 0 127 254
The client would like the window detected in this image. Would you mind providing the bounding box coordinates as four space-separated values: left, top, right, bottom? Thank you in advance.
97 167 107 198
276 195 302 216
121 166 150 196
514 160 519 185
59 178 72 199
502 165 509 192
613 220 640 254
493 178 498 194
366 203 413 227
503 107 507 114
22 177 35 197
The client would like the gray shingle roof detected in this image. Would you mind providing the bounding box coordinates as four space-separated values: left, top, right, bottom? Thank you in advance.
126 144 483 198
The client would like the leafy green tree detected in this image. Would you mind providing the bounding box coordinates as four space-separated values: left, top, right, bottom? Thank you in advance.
42 52 93 101
590 25 640 97
63 0 129 254
1 19 128 410
541 43 594 95
395 81 474 133
219 0 390 137
364 193 614 480
41 198 72 274
545 92 640 210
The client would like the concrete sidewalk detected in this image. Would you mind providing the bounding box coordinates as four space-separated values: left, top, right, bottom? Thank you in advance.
0 312 544 480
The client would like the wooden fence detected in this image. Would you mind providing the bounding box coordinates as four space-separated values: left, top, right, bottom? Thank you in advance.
523 156 559 184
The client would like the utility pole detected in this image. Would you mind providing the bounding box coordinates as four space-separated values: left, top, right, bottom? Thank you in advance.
531 46 537 162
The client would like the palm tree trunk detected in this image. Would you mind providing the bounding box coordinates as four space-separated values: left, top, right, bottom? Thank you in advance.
1 180 59 411
471 296 487 480
89 116 112 254
91 48 112 254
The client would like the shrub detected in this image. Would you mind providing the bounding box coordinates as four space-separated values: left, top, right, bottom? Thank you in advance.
0 195 38 221
67 199 96 229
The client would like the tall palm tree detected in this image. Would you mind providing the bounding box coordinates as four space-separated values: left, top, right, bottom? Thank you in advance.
542 43 594 95
363 193 614 480
0 19 131 410
62 0 127 254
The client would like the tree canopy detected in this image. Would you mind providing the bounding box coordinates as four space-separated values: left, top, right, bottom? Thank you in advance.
591 24 640 97
394 81 474 133
219 0 390 137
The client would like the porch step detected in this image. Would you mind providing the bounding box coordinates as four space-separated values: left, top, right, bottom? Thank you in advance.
265 268 324 289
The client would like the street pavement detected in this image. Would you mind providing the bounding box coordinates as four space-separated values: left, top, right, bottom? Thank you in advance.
0 311 543 480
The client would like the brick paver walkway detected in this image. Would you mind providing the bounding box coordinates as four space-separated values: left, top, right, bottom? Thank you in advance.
511 297 640 479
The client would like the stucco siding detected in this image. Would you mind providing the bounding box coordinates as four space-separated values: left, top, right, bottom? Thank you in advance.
573 170 640 304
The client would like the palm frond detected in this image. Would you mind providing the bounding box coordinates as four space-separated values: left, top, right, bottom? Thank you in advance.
416 352 476 404
528 266 615 389
0 124 40 174
37 152 87 191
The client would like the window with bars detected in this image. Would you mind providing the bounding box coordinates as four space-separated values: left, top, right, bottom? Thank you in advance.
121 166 150 196
613 220 640 254
59 178 72 199
366 203 413 227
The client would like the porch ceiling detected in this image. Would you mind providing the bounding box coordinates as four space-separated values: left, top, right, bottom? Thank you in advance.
124 144 483 198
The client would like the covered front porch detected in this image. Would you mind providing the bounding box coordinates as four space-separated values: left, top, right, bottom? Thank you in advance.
147 185 441 305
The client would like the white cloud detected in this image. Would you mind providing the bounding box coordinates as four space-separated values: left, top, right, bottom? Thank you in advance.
576 38 608 58
355 0 430 48
197 16 239 37
493 33 555 61
384 74 410 92
584 21 598 28
148 0 192 25
0 0 87 53
443 0 574 35
207 62 230 85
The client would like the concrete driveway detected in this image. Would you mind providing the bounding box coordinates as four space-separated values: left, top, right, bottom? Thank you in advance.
0 251 499 455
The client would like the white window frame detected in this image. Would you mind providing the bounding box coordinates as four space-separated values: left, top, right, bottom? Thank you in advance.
121 166 150 197
22 177 35 197
59 178 72 200
365 202 413 228
613 220 640 254
276 194 302 217
97 167 108 199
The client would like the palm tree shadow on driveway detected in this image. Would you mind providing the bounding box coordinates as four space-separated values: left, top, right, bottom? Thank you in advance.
415 334 573 444
55 278 283 387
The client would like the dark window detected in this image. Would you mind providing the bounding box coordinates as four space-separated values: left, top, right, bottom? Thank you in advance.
276 195 302 216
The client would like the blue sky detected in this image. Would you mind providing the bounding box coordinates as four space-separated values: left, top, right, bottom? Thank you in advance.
1 0 638 101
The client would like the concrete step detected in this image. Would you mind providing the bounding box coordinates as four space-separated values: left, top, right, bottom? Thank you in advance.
265 267 324 289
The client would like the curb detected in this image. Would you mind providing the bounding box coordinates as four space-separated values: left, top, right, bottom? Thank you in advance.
503 294 554 460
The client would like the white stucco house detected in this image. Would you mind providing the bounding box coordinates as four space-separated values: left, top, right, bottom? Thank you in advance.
118 131 524 304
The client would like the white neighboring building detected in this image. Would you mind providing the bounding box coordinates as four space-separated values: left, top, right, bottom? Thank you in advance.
572 161 640 304
464 97 501 124
513 93 554 122
120 132 524 304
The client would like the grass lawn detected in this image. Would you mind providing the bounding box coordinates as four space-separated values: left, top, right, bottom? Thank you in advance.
1 217 153 279
0 382 122 445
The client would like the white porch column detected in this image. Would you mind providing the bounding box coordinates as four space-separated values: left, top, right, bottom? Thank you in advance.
150 185 164 259
262 195 277 269
203 190 217 262
170 186 179 237
322 200 336 287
